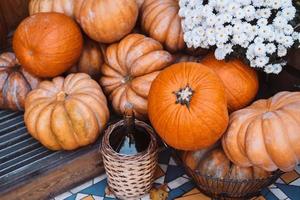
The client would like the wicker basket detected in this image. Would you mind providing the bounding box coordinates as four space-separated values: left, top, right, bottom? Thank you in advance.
100 120 158 200
174 151 282 200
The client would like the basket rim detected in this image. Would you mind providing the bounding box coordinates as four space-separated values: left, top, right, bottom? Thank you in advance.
101 119 158 159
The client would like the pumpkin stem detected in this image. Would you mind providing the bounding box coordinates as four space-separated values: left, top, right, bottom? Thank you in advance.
174 85 194 108
56 91 67 101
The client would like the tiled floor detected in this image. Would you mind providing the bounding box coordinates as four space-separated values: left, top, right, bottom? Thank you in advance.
55 149 300 200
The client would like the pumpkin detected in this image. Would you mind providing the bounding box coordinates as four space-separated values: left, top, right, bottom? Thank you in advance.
201 54 259 112
29 0 75 18
99 34 173 119
0 52 41 111
24 73 109 150
13 12 83 78
68 38 104 80
136 0 145 9
74 0 138 43
148 62 229 150
141 0 185 52
182 147 271 180
222 91 300 172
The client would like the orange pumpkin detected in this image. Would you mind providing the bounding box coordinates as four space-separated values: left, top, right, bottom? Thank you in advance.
201 54 259 112
148 62 229 150
68 38 104 80
222 91 300 172
141 0 185 52
29 0 75 18
136 0 145 8
182 147 271 180
13 12 83 78
24 73 109 150
0 52 41 111
99 34 174 119
74 0 138 43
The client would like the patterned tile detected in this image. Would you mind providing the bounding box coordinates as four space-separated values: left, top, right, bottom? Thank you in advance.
55 149 300 200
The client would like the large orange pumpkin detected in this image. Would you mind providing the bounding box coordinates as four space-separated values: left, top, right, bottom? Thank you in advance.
201 54 259 112
222 91 300 172
74 0 138 43
148 62 229 150
29 0 75 18
141 0 185 52
68 38 104 80
0 52 41 111
13 12 83 78
24 73 109 150
99 34 174 119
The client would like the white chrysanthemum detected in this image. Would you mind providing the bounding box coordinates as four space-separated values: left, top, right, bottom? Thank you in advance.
264 64 274 73
216 32 229 43
255 57 269 68
272 64 283 74
233 23 244 34
258 25 272 39
271 0 282 9
252 0 264 7
206 28 215 37
233 33 247 45
241 40 250 48
282 36 294 48
227 2 240 14
284 25 294 35
243 5 256 17
214 47 227 60
201 5 213 17
254 37 264 44
208 0 217 7
281 0 293 8
257 8 271 19
292 32 300 40
222 13 233 23
235 0 251 6
216 42 225 49
254 43 267 56
273 16 288 28
235 8 245 19
266 43 276 54
257 18 268 27
216 0 229 7
207 37 216 46
246 44 255 59
278 45 287 57
281 7 296 21
224 44 233 54
276 33 285 44
224 25 233 35
206 14 217 26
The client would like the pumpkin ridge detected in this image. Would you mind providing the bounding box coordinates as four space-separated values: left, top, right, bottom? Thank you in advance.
166 13 181 50
141 1 167 29
147 4 171 34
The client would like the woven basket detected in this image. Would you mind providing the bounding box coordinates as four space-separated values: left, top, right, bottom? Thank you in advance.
173 150 282 200
101 120 158 200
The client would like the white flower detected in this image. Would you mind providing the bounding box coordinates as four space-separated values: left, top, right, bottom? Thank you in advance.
271 0 282 9
214 47 227 60
276 33 285 44
224 25 233 35
224 44 233 54
236 0 251 6
254 37 264 44
216 42 225 48
281 6 296 20
215 14 225 26
264 64 274 73
206 28 215 37
255 57 269 68
201 5 214 17
283 25 294 36
233 33 247 45
206 14 217 26
273 16 288 28
282 36 294 48
222 13 233 23
216 0 229 7
243 5 256 17
257 8 271 19
216 32 229 43
235 8 245 19
257 18 268 27
281 0 293 8
228 2 240 14
207 37 216 45
208 0 217 7
266 43 276 54
254 43 267 56
233 23 244 34
272 64 283 74
278 45 287 57
252 0 265 7
241 40 250 48
292 32 300 40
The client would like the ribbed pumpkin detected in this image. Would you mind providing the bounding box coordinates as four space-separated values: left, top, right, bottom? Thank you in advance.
183 147 271 180
222 91 300 172
136 0 145 8
148 62 229 150
13 12 83 78
29 0 75 18
99 34 174 119
0 52 41 111
141 0 185 52
201 54 259 112
68 38 104 80
24 73 109 150
75 0 138 43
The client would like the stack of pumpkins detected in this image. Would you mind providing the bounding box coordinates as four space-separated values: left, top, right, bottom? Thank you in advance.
1 0 300 182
